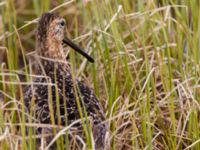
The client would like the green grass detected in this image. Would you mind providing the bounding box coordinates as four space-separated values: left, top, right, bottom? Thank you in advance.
0 0 200 149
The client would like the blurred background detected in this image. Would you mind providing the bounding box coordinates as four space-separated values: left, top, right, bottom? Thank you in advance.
0 0 200 149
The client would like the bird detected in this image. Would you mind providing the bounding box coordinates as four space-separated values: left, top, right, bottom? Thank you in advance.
23 12 109 150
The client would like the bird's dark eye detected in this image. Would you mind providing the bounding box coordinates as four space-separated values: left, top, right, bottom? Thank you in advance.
60 20 65 26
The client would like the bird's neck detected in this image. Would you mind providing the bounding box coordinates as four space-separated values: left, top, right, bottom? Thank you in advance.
36 38 71 76
37 36 65 60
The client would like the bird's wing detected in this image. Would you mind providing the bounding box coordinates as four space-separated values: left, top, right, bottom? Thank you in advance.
76 80 106 124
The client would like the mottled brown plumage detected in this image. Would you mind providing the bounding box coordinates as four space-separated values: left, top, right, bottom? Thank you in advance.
24 12 109 149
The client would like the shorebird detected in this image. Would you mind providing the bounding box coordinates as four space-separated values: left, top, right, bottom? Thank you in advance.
23 12 109 149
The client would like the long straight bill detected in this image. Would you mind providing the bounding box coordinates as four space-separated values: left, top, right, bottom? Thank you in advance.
63 37 94 63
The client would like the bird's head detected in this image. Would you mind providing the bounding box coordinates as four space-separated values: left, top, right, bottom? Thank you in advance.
36 12 94 62
37 13 65 45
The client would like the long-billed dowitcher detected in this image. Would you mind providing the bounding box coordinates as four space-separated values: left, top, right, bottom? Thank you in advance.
23 12 109 150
